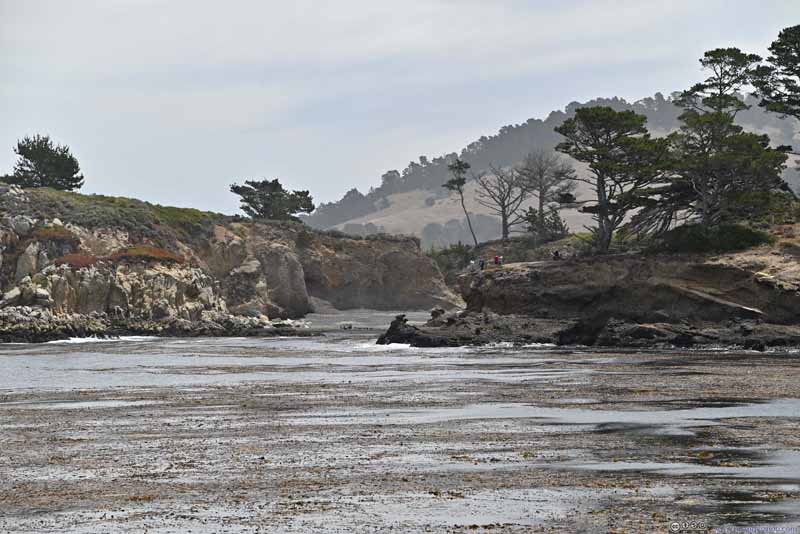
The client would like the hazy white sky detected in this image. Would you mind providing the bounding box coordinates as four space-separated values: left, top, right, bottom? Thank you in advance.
1 1 798 213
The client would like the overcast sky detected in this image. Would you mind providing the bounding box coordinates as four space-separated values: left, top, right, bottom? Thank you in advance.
1 1 798 214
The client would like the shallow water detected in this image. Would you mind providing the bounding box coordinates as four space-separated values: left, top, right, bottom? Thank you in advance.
0 327 798 532
0 335 600 391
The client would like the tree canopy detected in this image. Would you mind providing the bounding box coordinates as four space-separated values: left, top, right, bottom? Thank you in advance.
475 165 530 240
754 24 800 123
631 48 790 234
517 149 576 245
443 158 478 247
7 135 84 191
230 179 315 221
675 48 761 116
555 107 670 251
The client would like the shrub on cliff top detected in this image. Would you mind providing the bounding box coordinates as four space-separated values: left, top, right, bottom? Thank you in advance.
108 246 184 264
294 228 315 249
651 224 774 254
230 178 315 221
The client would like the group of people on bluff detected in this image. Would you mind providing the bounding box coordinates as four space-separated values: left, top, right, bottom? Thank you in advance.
471 255 505 271
469 249 564 271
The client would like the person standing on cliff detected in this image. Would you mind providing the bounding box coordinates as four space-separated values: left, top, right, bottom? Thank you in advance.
479 258 485 270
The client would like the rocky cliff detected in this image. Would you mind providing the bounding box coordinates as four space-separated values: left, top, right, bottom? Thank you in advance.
460 256 798 325
379 232 800 349
0 183 460 341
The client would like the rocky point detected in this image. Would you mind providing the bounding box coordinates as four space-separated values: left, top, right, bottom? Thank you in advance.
378 238 800 350
0 183 460 342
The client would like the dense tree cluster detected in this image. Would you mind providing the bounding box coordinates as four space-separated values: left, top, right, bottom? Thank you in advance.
627 45 793 243
434 25 800 252
305 85 798 233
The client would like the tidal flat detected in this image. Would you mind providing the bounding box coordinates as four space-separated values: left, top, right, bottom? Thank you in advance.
0 317 798 533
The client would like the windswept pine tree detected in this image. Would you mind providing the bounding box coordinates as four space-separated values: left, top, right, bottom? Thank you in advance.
631 48 790 235
7 135 84 191
555 107 671 252
230 179 315 221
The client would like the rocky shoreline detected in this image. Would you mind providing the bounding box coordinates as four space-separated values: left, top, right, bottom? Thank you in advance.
0 183 461 343
0 306 319 344
377 311 800 351
378 249 800 351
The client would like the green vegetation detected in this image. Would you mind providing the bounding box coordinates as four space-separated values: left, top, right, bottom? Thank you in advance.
631 48 789 236
555 106 670 252
650 225 774 254
108 246 184 264
524 207 569 244
443 159 478 247
729 191 800 226
754 24 800 125
5 135 84 191
18 188 225 243
230 179 315 221
428 243 473 285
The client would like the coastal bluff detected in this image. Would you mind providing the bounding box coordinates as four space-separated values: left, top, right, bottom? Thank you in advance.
379 239 800 349
0 183 460 342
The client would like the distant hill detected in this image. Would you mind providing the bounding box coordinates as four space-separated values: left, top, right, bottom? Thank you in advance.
304 93 800 247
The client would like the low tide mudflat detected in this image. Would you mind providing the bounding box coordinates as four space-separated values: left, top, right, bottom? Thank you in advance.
0 315 799 533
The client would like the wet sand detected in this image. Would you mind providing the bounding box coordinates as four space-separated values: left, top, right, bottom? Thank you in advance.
0 330 798 533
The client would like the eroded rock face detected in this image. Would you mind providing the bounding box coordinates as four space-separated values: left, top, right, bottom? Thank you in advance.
0 189 461 340
203 223 460 319
460 258 800 325
14 263 228 321
203 225 311 319
379 253 800 349
299 234 461 311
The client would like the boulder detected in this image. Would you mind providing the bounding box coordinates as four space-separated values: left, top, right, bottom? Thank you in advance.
15 242 41 281
377 314 453 347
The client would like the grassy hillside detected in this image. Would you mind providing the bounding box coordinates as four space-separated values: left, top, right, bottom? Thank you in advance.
1 186 229 245
305 93 799 246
